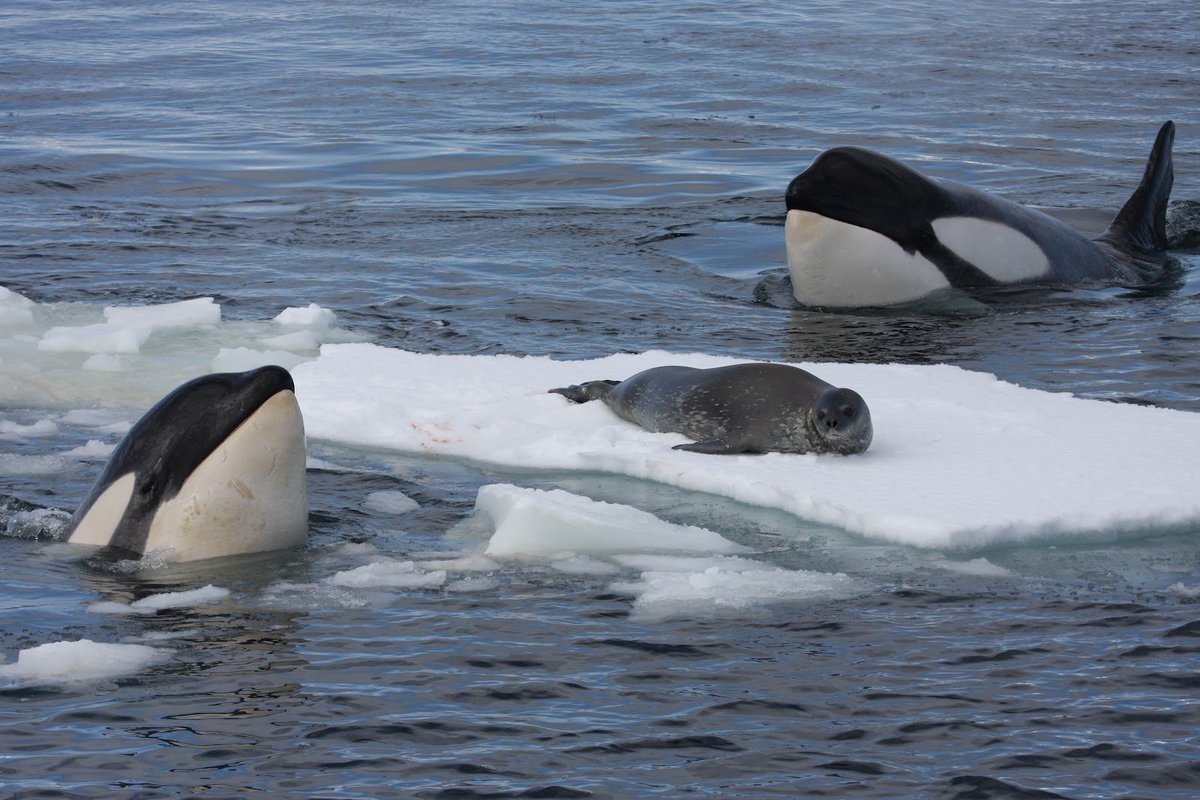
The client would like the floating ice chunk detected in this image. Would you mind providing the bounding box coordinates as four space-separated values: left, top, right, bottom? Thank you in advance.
612 561 863 622
103 297 220 329
329 560 447 589
87 585 230 615
1168 582 1200 599
929 557 1012 577
446 576 500 593
475 484 747 558
35 297 217 357
82 353 126 372
0 640 169 685
0 286 35 328
275 303 337 329
416 553 500 572
39 322 151 354
64 439 116 459
364 490 421 515
0 417 59 438
211 346 305 373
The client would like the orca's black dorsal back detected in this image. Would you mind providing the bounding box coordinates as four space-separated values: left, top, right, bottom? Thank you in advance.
1102 120 1175 254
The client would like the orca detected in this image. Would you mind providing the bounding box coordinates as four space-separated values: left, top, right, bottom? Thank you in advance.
61 365 308 562
784 121 1176 307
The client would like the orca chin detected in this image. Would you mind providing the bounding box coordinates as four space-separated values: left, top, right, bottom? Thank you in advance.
784 121 1177 308
61 365 308 563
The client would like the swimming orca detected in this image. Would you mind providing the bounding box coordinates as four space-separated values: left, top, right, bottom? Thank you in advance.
784 121 1176 307
61 366 308 562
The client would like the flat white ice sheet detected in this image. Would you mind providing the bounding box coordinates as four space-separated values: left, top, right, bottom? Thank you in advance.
293 344 1200 549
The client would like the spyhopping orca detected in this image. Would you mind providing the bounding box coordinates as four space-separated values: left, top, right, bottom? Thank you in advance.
61 366 307 562
784 121 1176 307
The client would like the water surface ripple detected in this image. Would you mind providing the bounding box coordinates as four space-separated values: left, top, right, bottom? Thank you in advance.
2 1 1200 798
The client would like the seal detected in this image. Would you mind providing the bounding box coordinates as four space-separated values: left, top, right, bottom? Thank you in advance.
551 362 872 455
784 121 1177 307
60 365 308 562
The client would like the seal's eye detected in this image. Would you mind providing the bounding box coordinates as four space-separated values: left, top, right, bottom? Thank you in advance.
816 409 827 421
842 406 855 418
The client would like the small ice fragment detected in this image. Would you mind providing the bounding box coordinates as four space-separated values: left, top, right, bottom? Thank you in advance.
274 303 337 329
0 639 169 684
329 560 447 589
103 297 220 329
476 484 746 558
364 490 421 515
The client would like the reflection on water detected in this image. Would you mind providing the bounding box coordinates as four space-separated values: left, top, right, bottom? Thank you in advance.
783 307 965 365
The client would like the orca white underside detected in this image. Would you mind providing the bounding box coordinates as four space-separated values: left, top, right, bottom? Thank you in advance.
785 210 1053 307
785 210 948 306
67 390 308 562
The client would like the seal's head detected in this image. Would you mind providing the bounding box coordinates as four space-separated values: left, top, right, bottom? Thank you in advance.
811 387 873 454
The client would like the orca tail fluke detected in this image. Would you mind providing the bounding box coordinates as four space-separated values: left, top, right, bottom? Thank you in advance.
1102 120 1175 254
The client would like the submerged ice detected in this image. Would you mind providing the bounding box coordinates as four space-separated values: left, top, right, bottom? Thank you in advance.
473 485 862 621
476 484 747 558
270 483 856 621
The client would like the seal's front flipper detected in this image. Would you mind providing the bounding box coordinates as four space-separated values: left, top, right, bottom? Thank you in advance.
549 380 619 404
672 438 756 455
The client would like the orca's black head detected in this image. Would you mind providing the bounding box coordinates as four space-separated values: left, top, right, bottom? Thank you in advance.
786 147 946 252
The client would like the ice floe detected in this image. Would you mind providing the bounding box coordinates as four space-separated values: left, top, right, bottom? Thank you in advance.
292 344 1200 549
363 490 421 515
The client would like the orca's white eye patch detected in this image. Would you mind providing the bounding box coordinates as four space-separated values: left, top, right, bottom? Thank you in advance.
65 472 136 547
931 217 1049 282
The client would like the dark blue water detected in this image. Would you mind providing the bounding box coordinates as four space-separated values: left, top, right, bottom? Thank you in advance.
3 1 1200 797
